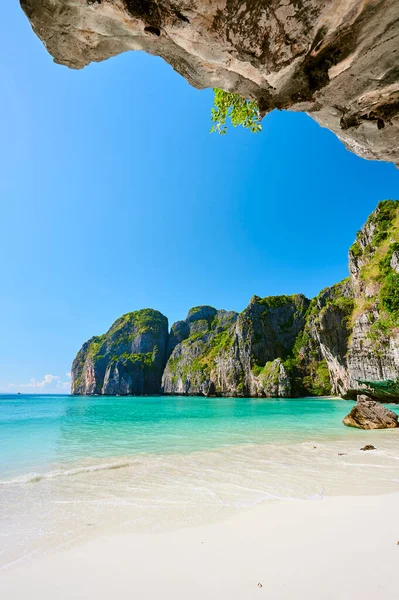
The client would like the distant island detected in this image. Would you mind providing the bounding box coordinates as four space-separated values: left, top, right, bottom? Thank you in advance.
72 201 399 402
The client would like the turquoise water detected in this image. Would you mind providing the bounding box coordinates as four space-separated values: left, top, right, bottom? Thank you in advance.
1 394 399 568
0 394 376 480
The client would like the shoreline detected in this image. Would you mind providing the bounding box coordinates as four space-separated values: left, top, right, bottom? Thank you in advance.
1 429 399 572
2 395 398 586
1 492 398 599
19 392 399 406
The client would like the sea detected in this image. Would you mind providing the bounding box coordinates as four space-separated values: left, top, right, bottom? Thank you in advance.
1 394 399 568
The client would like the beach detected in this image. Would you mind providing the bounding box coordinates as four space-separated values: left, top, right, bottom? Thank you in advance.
1 394 399 598
1 492 398 599
5 1 399 597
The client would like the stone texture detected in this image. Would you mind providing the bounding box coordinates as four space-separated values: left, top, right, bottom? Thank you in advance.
255 358 292 398
21 0 399 165
391 251 399 274
71 309 168 395
161 306 239 396
306 201 399 401
161 295 308 397
71 202 399 399
343 398 399 429
234 294 309 397
304 279 354 397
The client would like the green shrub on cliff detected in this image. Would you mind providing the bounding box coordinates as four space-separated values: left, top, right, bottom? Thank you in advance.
210 89 262 135
349 241 362 258
111 309 167 337
370 200 397 247
251 364 263 377
378 242 399 277
380 272 399 319
310 361 332 396
352 201 399 349
110 352 155 368
328 296 355 332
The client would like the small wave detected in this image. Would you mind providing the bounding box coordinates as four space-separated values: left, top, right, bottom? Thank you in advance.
0 460 136 485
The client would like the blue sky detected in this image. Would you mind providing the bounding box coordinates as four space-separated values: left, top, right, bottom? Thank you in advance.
1 4 398 393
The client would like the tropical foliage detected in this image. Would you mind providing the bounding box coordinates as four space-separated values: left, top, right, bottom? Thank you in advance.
210 88 262 135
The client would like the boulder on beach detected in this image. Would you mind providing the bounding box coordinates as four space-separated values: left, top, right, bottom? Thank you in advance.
343 397 399 430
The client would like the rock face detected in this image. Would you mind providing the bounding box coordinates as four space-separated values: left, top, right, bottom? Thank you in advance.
71 309 169 395
71 200 399 399
161 295 308 397
288 278 353 397
391 251 399 274
162 305 239 396
343 397 399 429
321 200 399 401
21 1 399 165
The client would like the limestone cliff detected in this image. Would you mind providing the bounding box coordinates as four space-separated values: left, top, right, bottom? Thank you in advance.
71 309 169 395
21 1 399 165
161 305 239 396
306 200 399 400
283 279 354 398
161 295 309 397
161 200 399 400
71 201 399 399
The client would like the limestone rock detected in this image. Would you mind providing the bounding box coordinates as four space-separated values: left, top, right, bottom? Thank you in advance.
343 399 399 429
70 201 399 399
303 279 354 398
166 319 190 357
357 394 372 402
71 309 168 395
20 0 399 165
162 295 308 397
161 306 239 396
236 294 309 397
255 358 292 398
308 201 399 401
391 251 399 274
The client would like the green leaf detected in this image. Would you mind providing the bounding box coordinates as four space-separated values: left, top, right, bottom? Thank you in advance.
210 88 262 135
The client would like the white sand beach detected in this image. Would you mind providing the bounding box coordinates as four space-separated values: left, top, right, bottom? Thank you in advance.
1 492 398 600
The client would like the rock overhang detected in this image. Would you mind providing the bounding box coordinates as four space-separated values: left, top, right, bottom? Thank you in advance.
20 0 399 165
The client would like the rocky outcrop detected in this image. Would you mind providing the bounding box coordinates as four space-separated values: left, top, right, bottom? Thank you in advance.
71 201 399 399
322 201 399 401
21 1 399 165
268 200 399 401
234 294 309 397
254 358 292 398
71 309 168 395
290 279 353 397
343 396 399 429
161 295 309 397
161 305 239 396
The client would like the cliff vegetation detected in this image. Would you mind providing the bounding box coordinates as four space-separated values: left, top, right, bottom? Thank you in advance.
72 201 399 400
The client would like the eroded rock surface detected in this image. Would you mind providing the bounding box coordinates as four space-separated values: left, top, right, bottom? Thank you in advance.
161 295 308 397
21 0 399 165
343 397 399 429
321 201 399 401
71 308 168 395
71 201 399 398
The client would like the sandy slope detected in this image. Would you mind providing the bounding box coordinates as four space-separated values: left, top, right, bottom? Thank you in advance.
1 493 398 600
